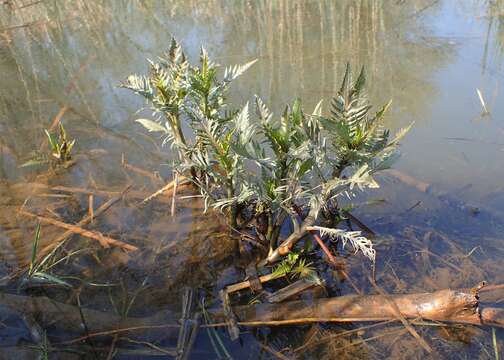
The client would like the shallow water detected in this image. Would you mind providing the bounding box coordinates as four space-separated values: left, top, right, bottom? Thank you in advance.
1 0 504 358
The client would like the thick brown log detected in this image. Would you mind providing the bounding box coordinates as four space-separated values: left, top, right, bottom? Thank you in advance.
215 288 504 328
1 287 504 344
481 308 504 327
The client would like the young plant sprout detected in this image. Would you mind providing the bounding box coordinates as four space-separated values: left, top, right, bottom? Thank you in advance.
45 123 75 163
21 123 76 168
123 38 411 266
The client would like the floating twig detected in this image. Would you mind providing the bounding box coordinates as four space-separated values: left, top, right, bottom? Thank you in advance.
171 171 179 218
32 185 132 264
385 169 430 193
308 230 362 294
309 231 338 264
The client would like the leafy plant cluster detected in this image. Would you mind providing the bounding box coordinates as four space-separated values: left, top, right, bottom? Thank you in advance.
25 223 72 288
271 252 316 280
45 124 75 163
21 123 75 168
122 38 411 266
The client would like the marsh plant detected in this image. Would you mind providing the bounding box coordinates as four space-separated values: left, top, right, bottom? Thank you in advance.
25 223 71 288
21 123 75 168
45 123 75 163
123 38 411 265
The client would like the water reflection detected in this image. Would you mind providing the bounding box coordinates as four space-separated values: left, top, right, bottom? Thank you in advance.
0 1 453 161
482 0 504 70
0 0 458 220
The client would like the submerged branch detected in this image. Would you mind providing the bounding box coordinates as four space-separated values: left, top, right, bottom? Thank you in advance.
18 210 138 251
2 285 504 344
215 285 502 328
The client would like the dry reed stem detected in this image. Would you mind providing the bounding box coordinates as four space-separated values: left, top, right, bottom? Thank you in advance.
88 194 94 224
58 324 180 345
37 105 69 152
342 210 376 236
225 272 285 293
258 343 292 360
293 320 396 353
33 185 131 262
410 245 464 273
11 181 197 204
170 171 178 218
19 210 138 251
141 176 190 205
121 153 162 184
477 88 490 115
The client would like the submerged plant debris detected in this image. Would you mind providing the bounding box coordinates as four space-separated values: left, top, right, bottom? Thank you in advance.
1 1 504 359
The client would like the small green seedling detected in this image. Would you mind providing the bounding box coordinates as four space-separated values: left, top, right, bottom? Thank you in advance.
45 123 75 163
24 223 72 288
21 123 76 168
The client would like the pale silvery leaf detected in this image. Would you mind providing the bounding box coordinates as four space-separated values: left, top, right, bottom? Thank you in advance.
224 59 258 82
234 102 256 144
322 177 349 198
348 164 380 190
255 96 273 123
312 99 323 117
135 119 168 133
388 122 414 147
123 75 153 99
288 141 311 159
372 151 400 172
308 195 323 219
310 226 376 262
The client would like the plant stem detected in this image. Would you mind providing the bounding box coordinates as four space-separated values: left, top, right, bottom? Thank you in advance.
262 205 318 265
269 210 287 251
226 178 238 229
